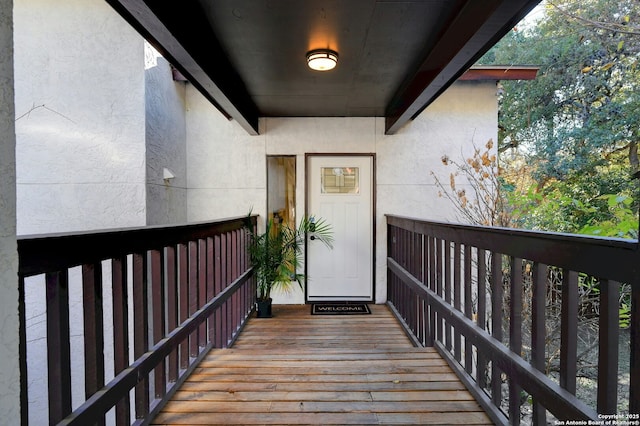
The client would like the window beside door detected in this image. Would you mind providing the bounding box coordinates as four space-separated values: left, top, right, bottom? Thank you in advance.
267 156 296 228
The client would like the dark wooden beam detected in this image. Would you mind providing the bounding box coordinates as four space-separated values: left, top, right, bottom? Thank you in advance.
384 0 541 135
105 0 260 135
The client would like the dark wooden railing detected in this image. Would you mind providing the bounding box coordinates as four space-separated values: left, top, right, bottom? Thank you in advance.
387 215 639 425
18 216 257 426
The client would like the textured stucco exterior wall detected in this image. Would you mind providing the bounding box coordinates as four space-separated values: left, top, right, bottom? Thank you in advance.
145 43 188 225
186 84 267 223
0 0 20 423
375 81 498 302
186 81 498 303
13 1 146 423
13 0 146 235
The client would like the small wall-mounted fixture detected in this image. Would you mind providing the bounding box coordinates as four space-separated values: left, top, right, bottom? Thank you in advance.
306 49 339 71
163 167 176 182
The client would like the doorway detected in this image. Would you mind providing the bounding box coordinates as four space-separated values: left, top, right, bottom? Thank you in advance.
306 155 374 301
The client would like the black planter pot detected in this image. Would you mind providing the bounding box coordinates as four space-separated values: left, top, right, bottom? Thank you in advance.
256 298 273 318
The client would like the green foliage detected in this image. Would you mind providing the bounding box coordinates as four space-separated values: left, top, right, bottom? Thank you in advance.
483 0 640 177
244 213 333 301
578 194 638 238
476 0 640 238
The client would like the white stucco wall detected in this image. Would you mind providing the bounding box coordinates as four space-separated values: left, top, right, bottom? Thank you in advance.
145 43 188 225
375 81 498 302
186 84 267 223
186 80 498 304
13 0 146 235
0 0 20 423
13 1 146 423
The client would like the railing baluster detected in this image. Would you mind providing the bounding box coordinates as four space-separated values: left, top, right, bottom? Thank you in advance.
221 233 229 346
436 238 443 344
477 248 488 389
111 256 130 426
207 237 215 343
82 262 105 426
151 249 166 400
409 231 416 335
198 239 207 347
166 246 179 384
531 262 547 425
454 242 462 362
560 269 578 394
597 279 619 414
46 270 72 424
464 245 472 374
232 229 239 282
491 252 503 407
133 252 149 419
188 240 199 356
214 234 223 349
444 240 452 351
425 235 433 346
509 257 523 425
178 243 189 370
629 279 639 414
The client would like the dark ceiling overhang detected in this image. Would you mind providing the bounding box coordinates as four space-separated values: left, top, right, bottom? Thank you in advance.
106 0 541 136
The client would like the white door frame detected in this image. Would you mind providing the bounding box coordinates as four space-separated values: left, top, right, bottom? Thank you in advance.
304 153 376 302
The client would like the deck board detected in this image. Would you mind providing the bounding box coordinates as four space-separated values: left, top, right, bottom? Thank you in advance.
151 304 492 425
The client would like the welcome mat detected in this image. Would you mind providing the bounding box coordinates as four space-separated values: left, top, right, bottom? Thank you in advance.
311 303 371 315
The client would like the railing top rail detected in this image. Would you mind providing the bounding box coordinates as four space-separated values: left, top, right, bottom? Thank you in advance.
18 215 257 277
386 214 639 284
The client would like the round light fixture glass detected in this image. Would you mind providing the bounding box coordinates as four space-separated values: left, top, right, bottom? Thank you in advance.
306 49 338 71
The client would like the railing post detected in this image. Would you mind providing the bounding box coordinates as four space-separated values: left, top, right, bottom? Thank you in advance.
19 277 28 426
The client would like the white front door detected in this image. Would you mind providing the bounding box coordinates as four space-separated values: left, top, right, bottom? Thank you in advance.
306 155 373 301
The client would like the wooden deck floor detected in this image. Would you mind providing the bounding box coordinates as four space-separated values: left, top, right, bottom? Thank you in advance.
152 304 492 425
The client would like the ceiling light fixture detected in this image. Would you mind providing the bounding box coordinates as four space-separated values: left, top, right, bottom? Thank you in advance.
306 49 338 71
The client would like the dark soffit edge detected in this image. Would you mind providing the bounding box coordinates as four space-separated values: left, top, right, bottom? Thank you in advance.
105 0 260 135
384 0 541 135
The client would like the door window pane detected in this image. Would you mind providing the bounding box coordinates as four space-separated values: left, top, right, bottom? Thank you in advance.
321 167 359 194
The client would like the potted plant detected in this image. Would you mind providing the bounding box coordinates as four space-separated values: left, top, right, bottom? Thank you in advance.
244 212 333 317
